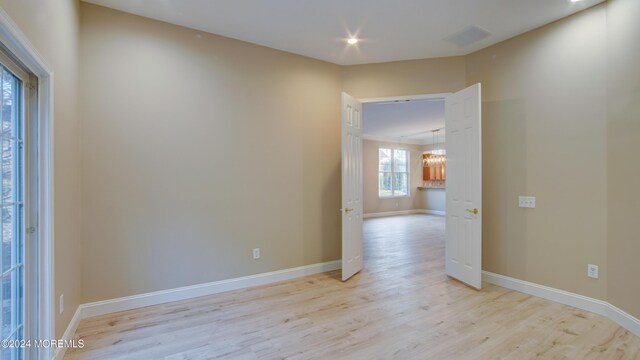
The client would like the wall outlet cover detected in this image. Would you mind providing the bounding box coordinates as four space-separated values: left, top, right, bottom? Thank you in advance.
518 196 536 208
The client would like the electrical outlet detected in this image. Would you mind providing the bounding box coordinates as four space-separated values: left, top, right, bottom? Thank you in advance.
252 248 260 260
395 201 399 207
587 264 599 279
518 196 536 208
59 294 64 314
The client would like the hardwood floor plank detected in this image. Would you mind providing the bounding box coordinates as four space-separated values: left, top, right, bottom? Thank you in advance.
66 215 640 359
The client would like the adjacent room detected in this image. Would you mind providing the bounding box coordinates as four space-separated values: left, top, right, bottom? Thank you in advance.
362 98 446 217
361 98 448 283
0 0 638 359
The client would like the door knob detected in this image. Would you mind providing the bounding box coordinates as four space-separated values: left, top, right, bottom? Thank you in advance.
466 208 479 215
340 208 354 213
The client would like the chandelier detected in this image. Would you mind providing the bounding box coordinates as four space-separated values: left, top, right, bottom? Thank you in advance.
424 129 446 167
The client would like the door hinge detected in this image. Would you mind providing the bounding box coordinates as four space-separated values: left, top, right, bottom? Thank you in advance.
25 83 36 90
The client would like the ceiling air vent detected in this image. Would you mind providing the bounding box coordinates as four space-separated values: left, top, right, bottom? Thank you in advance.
443 25 492 47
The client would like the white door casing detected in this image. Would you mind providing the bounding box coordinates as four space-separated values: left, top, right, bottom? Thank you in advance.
341 92 363 281
445 83 482 289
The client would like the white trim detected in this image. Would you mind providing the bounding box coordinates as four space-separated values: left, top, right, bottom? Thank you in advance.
378 195 412 199
419 209 446 216
54 261 342 357
0 7 55 359
482 271 640 337
607 303 640 338
51 307 81 360
359 93 451 104
54 263 640 354
482 271 607 315
80 260 341 319
364 210 419 218
363 209 445 218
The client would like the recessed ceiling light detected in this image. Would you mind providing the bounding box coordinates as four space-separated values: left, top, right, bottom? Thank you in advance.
569 0 584 2
347 38 359 45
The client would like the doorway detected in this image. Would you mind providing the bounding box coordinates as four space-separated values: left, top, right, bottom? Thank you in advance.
340 85 482 289
360 94 447 218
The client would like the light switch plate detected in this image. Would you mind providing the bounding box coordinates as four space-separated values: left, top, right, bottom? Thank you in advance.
588 264 599 279
518 196 536 208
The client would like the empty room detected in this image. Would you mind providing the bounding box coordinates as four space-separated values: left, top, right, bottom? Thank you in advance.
0 0 638 359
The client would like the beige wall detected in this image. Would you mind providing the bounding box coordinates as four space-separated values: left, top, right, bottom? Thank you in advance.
0 0 636 339
467 5 608 300
606 0 640 319
346 0 640 321
79 4 342 302
420 189 445 212
342 57 466 99
363 140 423 214
75 0 640 328
78 2 613 305
363 140 447 214
0 0 82 337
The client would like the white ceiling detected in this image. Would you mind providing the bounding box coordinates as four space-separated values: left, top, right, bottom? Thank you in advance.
363 100 445 145
82 0 603 65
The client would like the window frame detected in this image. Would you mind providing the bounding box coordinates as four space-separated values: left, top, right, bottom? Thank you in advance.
0 9 53 359
378 147 411 198
0 42 39 360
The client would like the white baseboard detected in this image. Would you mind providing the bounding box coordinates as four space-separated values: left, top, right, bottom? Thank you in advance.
417 209 446 216
483 271 640 337
364 209 419 218
80 260 341 319
57 263 640 356
606 303 640 338
52 306 82 360
55 260 341 357
364 209 445 218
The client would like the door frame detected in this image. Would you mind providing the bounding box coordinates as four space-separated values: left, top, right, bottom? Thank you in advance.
354 91 452 269
0 7 55 359
359 92 451 104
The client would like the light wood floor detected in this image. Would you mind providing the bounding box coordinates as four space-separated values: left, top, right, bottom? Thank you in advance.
66 215 640 359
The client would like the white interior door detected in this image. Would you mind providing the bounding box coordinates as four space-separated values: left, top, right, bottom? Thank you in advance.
341 92 363 281
445 83 482 289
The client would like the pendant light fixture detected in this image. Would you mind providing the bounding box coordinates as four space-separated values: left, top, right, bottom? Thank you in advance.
426 129 446 167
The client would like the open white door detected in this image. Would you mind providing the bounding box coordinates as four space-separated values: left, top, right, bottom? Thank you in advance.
341 92 363 281
445 83 482 289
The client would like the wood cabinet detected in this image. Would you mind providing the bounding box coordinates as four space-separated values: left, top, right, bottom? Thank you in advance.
422 154 446 181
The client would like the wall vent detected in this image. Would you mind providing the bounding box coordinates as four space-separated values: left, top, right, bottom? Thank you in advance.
443 25 492 47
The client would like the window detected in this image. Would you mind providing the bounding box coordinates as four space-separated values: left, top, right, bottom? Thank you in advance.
1 61 24 360
378 148 409 197
0 17 50 359
0 44 37 360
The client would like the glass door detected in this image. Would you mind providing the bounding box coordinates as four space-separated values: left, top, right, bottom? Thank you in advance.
1 58 26 360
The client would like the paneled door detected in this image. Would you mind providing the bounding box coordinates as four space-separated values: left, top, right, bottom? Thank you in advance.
341 92 363 281
445 83 482 289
